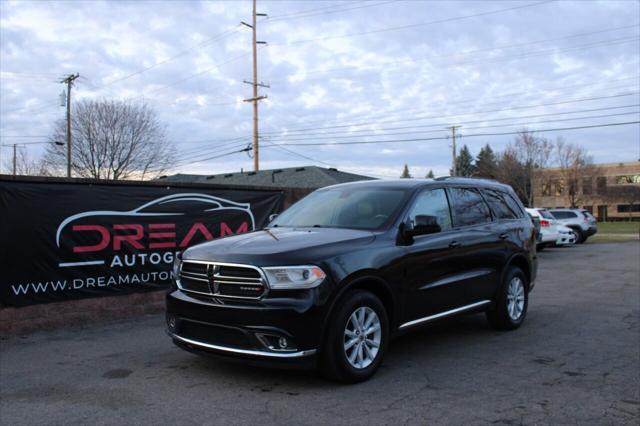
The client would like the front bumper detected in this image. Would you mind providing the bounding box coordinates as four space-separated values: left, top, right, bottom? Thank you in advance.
166 288 328 366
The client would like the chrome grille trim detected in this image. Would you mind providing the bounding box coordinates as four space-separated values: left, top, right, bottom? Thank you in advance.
178 260 268 300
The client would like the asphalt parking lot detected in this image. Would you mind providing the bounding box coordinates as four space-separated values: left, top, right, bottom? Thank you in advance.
1 242 639 425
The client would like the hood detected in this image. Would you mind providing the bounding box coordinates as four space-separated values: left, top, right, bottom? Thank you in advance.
183 226 377 265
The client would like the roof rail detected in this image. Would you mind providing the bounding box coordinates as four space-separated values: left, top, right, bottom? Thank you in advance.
434 176 500 183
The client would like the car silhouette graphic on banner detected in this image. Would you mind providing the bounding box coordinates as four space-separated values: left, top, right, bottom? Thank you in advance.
55 193 256 268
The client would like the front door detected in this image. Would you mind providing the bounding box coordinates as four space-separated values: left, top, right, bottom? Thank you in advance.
400 187 465 322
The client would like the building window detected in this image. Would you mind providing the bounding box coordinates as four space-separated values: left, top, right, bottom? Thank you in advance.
617 204 640 213
555 179 565 196
597 177 607 194
582 178 592 195
541 182 552 196
615 175 640 184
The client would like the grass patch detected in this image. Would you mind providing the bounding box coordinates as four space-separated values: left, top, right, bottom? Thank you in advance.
597 222 640 235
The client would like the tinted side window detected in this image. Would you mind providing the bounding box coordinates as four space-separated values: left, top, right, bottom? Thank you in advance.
503 193 525 218
551 211 576 219
448 187 492 227
482 189 518 220
407 188 452 231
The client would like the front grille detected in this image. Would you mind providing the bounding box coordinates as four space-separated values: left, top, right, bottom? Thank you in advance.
177 320 252 349
178 261 267 299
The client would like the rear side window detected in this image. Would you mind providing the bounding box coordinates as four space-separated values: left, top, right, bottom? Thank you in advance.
448 187 492 227
503 193 524 218
482 189 519 220
538 209 555 220
551 211 577 219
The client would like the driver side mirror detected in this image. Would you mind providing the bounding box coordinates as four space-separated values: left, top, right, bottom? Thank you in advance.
268 213 279 222
407 215 441 237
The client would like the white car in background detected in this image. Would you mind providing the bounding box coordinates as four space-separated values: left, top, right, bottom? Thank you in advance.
555 224 577 246
526 208 559 251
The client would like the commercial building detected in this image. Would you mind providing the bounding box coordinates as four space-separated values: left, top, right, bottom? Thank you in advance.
535 161 640 221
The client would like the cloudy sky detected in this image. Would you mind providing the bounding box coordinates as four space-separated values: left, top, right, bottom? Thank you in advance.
1 0 638 178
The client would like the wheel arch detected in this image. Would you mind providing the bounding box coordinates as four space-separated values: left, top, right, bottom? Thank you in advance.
504 253 531 289
320 272 397 349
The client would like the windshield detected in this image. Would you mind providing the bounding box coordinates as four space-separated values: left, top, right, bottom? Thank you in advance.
270 186 408 230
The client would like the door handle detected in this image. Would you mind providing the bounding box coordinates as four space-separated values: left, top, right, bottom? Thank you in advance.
449 240 462 248
499 233 509 240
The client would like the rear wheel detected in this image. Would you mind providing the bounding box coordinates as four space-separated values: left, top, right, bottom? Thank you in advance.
536 243 546 251
486 266 528 330
321 290 388 383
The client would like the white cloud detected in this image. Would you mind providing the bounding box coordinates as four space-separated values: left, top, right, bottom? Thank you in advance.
1 0 638 178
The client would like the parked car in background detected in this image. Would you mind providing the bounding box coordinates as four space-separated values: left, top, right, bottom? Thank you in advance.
526 208 558 251
555 224 577 246
548 208 598 244
167 178 537 383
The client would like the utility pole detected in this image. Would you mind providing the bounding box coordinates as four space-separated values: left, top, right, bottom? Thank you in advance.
12 144 17 176
446 125 461 176
242 0 268 172
61 73 79 178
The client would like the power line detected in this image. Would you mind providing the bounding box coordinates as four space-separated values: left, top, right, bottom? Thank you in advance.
262 92 639 134
263 75 640 129
272 1 553 46
276 36 639 86
265 1 396 23
262 108 640 141
277 24 639 80
270 121 640 147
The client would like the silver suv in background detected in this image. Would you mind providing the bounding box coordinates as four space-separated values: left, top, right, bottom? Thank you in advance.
548 208 598 244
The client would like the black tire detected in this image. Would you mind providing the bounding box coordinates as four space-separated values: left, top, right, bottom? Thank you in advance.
536 243 546 251
486 266 529 331
571 228 585 244
321 290 389 383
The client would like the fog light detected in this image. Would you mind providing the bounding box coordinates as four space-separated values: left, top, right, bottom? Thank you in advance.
167 315 176 331
256 333 296 352
278 337 288 349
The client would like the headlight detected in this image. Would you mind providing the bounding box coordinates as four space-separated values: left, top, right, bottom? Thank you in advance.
172 252 182 279
262 265 326 290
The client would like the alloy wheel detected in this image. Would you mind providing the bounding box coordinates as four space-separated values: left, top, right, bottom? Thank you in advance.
506 277 525 321
343 307 381 369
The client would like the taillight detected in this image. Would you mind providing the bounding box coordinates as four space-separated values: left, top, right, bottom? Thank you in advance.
540 219 550 227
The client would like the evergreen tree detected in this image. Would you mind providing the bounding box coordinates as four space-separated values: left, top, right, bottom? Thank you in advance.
426 169 435 178
475 144 498 179
453 145 475 176
400 164 412 178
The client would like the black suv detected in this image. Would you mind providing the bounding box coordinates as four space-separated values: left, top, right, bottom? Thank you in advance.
166 178 537 382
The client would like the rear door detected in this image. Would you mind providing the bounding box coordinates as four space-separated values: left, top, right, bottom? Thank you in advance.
445 186 503 304
481 188 526 275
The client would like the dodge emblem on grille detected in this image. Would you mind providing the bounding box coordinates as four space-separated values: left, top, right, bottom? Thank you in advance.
207 264 220 294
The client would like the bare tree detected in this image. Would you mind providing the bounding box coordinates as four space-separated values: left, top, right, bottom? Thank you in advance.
495 147 529 205
42 99 174 180
555 137 601 208
2 147 49 176
509 129 554 206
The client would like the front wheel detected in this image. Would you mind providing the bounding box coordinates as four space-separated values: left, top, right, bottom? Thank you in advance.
486 266 529 330
321 290 389 383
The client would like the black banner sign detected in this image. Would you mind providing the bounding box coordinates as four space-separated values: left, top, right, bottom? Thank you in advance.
0 180 283 307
